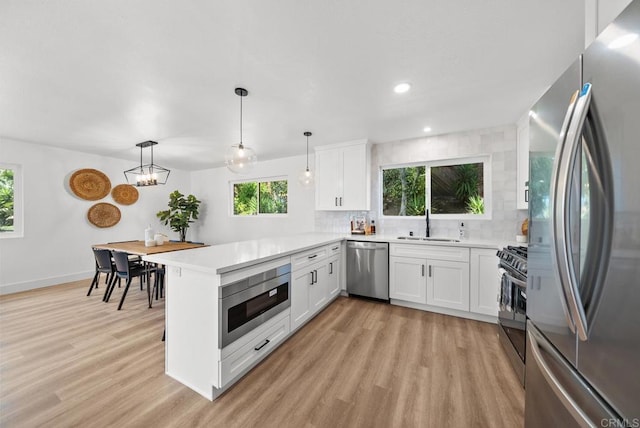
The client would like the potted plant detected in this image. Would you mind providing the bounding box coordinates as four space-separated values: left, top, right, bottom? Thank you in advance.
156 190 201 242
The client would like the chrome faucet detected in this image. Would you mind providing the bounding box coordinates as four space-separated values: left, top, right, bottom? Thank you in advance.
425 209 430 237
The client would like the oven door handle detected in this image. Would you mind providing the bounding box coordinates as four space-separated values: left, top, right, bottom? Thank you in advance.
503 271 526 289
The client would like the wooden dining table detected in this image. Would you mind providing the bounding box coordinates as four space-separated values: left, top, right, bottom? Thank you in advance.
92 240 209 308
92 240 208 256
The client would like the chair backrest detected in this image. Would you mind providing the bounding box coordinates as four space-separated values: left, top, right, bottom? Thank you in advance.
93 248 114 271
112 251 131 276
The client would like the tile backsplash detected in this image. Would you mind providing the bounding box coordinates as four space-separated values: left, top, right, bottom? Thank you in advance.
314 125 528 241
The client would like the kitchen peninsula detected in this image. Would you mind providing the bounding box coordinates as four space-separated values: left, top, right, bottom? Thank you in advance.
144 232 505 400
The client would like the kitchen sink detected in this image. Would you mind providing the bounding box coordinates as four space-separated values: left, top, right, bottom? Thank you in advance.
396 236 460 243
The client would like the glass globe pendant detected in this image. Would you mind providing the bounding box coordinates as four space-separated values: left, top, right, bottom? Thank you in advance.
225 88 257 174
298 131 314 187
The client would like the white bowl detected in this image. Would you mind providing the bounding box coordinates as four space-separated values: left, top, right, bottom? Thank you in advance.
145 239 157 247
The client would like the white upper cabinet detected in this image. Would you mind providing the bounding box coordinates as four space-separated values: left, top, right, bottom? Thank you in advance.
516 114 530 210
315 140 370 211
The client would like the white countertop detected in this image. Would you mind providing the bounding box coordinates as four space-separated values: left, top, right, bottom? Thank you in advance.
143 232 346 275
143 232 518 275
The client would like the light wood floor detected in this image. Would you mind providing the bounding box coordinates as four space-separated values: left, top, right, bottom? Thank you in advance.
0 279 524 427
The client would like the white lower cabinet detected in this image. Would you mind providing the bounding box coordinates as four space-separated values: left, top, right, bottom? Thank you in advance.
290 242 342 331
327 255 340 299
310 264 329 312
469 248 500 316
291 268 313 330
389 256 427 303
426 259 470 311
220 311 290 386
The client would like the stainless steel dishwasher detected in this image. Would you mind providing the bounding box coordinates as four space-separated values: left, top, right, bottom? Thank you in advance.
346 241 389 301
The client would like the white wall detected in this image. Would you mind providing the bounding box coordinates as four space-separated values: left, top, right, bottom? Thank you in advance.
189 154 315 245
0 137 191 294
315 125 527 241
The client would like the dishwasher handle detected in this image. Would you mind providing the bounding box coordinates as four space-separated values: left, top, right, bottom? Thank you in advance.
347 241 389 251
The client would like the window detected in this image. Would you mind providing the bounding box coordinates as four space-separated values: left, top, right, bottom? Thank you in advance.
0 163 22 238
382 166 426 216
431 162 484 214
232 178 288 216
381 157 490 218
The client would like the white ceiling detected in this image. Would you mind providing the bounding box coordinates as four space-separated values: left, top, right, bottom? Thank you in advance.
0 0 585 171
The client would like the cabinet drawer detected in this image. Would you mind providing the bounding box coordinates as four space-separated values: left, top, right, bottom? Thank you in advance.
390 243 469 262
220 314 290 386
292 246 328 271
326 242 342 255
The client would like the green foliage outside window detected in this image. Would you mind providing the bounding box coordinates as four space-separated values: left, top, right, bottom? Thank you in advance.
431 163 484 214
0 169 14 232
382 161 486 216
234 179 288 215
382 166 426 216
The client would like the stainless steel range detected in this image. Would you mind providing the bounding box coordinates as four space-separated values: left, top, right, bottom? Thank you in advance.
496 245 527 385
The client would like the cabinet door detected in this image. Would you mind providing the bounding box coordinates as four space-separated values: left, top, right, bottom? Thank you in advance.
327 255 340 299
426 260 470 311
341 144 369 210
310 264 328 312
315 149 342 210
469 249 500 316
389 256 427 303
291 269 313 330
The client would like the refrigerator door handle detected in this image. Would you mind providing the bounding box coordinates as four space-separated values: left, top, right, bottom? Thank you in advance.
557 83 593 342
549 89 580 333
527 324 594 426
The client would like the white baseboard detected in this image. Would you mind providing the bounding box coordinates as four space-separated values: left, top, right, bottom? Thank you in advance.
390 299 497 324
0 270 93 295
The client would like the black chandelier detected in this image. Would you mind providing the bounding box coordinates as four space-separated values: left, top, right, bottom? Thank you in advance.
124 141 171 187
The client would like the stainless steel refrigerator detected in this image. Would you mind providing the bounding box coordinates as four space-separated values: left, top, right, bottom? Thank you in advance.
526 1 640 426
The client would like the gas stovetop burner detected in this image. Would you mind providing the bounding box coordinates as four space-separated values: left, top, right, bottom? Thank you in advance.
497 245 528 278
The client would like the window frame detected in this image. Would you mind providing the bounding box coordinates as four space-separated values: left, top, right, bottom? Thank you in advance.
379 155 492 220
0 162 24 239
229 176 289 217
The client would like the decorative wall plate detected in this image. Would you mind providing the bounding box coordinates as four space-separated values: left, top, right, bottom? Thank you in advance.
111 184 139 205
70 168 111 200
87 203 121 228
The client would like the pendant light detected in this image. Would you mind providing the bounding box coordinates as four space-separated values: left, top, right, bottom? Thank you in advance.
123 140 170 187
298 131 314 187
225 87 257 174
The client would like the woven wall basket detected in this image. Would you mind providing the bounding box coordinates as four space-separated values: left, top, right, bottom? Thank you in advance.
111 184 139 205
70 168 111 201
87 203 121 228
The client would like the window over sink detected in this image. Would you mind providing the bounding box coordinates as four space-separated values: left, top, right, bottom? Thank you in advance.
381 156 491 219
231 177 288 216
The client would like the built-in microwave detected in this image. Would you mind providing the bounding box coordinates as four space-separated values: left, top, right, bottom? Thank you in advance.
220 264 291 348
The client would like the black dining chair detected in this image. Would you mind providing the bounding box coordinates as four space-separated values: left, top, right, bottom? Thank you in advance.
106 251 156 310
87 248 115 296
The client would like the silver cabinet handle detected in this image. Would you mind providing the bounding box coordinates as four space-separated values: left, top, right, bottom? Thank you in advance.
310 271 314 285
329 262 333 275
429 265 432 277
335 197 338 206
339 197 342 206
421 265 425 277
308 254 317 259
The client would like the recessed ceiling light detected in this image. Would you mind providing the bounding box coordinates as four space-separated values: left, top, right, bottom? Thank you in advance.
394 83 411 94
607 33 638 49
423 127 432 133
